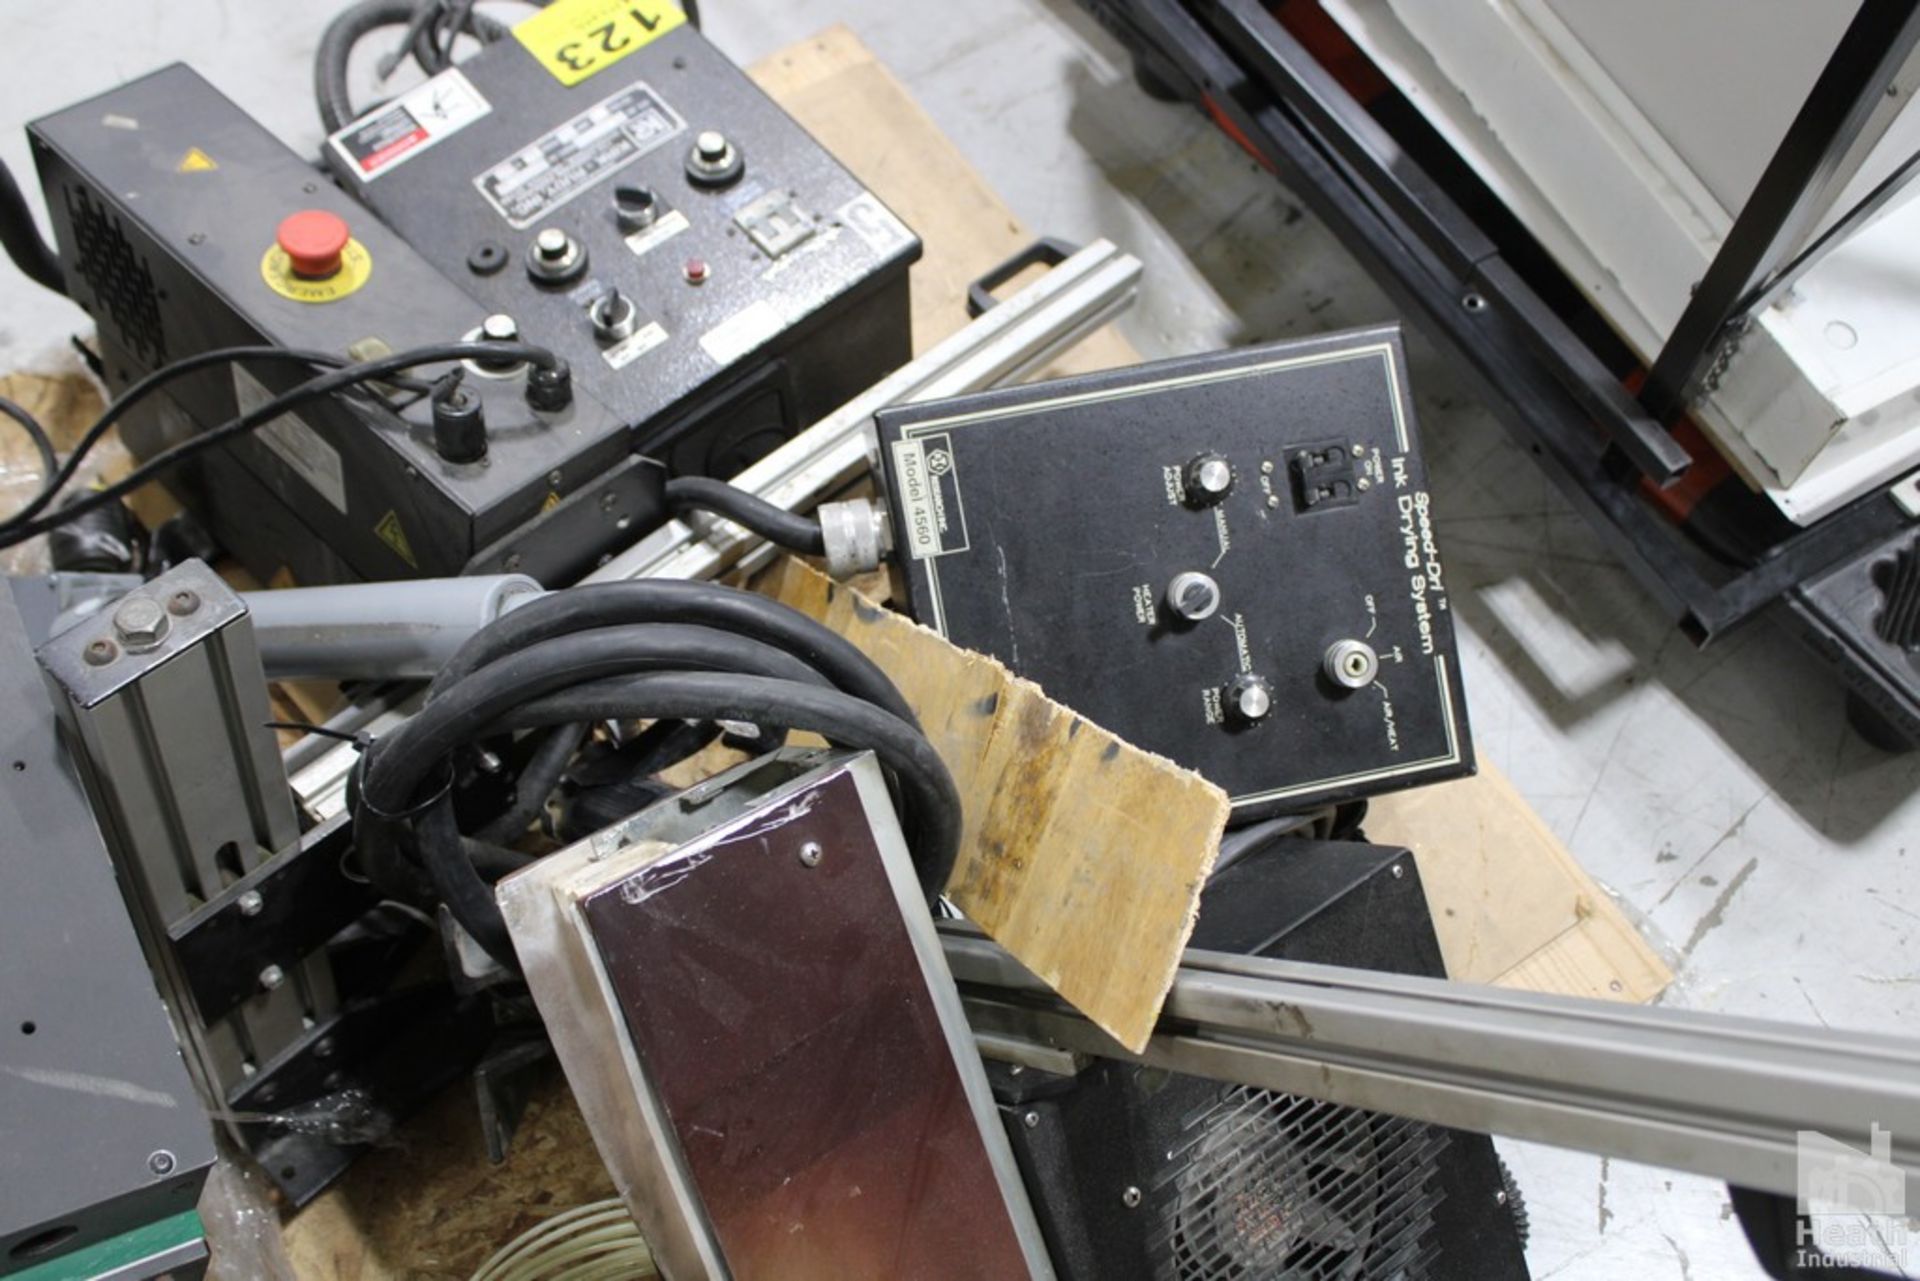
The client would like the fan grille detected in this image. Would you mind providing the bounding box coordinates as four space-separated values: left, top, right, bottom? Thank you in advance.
1154 1086 1449 1280
64 184 166 369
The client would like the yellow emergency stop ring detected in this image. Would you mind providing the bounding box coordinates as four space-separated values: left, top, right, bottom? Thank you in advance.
260 238 373 303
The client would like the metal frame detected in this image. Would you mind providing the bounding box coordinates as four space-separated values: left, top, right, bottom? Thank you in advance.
1640 0 1920 423
1077 0 1919 737
944 926 1920 1206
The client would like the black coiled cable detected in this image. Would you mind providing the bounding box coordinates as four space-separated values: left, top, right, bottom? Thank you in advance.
353 581 956 971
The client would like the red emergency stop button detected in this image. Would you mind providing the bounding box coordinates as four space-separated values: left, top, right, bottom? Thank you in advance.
276 210 350 278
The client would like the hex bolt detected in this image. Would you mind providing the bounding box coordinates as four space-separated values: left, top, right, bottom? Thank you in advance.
798 841 824 868
84 637 118 666
147 1150 176 1176
258 964 286 992
167 589 200 616
1022 1111 1040 1129
113 595 169 650
237 889 265 917
1122 1186 1143 1208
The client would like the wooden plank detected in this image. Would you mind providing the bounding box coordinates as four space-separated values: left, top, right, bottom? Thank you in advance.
758 556 1229 1053
1365 767 1671 1000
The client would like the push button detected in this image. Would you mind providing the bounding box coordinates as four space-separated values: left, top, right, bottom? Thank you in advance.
276 210 350 279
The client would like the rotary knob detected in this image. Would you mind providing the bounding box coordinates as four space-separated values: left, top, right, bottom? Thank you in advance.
1224 673 1272 725
1183 452 1233 506
1165 570 1221 623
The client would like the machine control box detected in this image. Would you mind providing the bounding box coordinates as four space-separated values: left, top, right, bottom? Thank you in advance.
27 13 916 588
325 18 919 480
876 327 1473 818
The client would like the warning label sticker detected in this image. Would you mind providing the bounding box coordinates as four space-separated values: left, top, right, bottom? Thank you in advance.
891 434 969 560
328 69 490 181
233 368 347 513
474 82 683 229
374 510 418 568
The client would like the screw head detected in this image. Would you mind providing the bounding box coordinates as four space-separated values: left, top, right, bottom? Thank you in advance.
1022 1110 1040 1129
1390 863 1405 880
502 552 524 572
1122 1185 1143 1208
84 637 118 666
1495 1188 1509 1206
600 491 619 512
166 589 200 616
258 964 286 992
147 1150 176 1176
798 841 824 868
237 889 265 917
113 596 169 649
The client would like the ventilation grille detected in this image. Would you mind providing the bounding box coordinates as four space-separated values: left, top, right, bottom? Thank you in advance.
63 184 166 368
1874 537 1920 654
1153 1086 1449 1281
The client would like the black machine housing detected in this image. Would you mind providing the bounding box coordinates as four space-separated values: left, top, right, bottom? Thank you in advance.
993 839 1531 1280
27 22 915 587
876 328 1473 819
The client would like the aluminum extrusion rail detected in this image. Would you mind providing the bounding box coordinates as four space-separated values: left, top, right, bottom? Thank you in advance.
942 927 1920 1204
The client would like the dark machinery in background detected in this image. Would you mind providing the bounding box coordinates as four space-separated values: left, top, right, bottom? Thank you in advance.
993 839 1529 1281
6 0 914 587
0 584 216 1276
1072 0 1920 750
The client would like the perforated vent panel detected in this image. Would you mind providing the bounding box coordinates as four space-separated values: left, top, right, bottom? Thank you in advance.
63 185 166 368
1154 1087 1448 1281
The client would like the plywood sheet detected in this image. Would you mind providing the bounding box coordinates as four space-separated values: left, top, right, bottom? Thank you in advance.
1366 767 1670 1001
759 556 1229 1053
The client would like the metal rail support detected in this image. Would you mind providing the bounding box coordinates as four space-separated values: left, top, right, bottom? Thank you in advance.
1640 0 1920 424
944 928 1920 1205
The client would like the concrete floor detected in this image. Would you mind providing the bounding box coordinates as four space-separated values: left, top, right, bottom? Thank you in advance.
3 2 1918 1277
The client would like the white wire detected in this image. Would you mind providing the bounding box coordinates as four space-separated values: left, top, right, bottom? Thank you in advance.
470 1199 657 1281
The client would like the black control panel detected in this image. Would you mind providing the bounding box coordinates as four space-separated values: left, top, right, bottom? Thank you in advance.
876 327 1474 818
27 16 917 587
325 20 918 480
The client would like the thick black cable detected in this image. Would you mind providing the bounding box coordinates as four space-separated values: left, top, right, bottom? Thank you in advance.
429 579 913 725
355 623 836 902
0 340 555 547
0 397 57 492
403 673 957 967
316 0 517 133
663 475 826 556
0 158 63 295
5 346 369 529
493 674 959 899
316 0 421 133
475 723 586 846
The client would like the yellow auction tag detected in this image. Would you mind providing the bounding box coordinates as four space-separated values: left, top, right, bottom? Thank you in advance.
513 0 686 87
